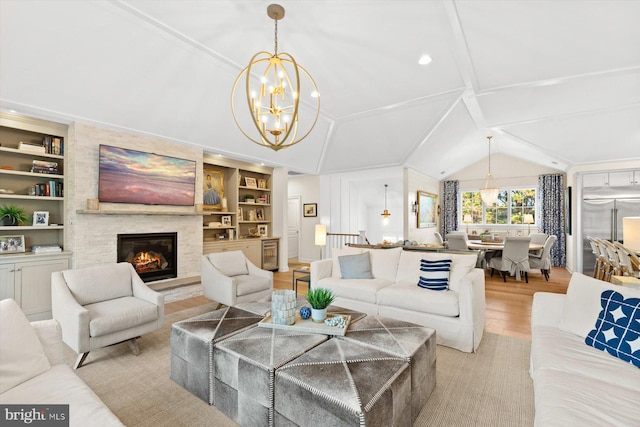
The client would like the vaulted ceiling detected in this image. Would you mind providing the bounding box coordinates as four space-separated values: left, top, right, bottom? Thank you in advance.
1 0 639 179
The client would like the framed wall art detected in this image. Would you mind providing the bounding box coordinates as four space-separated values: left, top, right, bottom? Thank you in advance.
221 216 232 226
203 167 224 210
303 203 317 217
245 177 258 188
0 235 25 253
257 224 268 236
417 191 438 228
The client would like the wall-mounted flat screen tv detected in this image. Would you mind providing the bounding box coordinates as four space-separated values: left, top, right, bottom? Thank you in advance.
98 145 196 206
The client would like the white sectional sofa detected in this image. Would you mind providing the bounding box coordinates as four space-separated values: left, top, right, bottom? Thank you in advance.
311 246 485 352
0 299 123 426
531 273 640 427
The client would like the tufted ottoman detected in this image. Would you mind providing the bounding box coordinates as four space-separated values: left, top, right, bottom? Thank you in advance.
213 326 328 426
338 316 436 422
170 306 264 404
274 338 413 426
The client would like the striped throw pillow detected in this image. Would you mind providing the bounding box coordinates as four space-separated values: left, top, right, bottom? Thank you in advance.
418 259 452 291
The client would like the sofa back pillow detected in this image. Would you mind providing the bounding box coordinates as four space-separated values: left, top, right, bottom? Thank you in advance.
338 252 374 279
559 272 640 338
331 247 363 278
62 262 133 306
397 251 476 292
585 289 640 368
418 259 452 291
365 247 403 281
0 299 51 394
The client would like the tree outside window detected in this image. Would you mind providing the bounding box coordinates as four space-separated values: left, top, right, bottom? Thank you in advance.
485 190 509 224
460 188 536 225
511 189 536 224
461 191 483 223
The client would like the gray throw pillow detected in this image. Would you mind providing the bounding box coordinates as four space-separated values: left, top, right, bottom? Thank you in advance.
338 252 373 279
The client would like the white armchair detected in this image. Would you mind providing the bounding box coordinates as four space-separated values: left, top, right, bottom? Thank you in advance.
51 262 164 369
201 251 273 307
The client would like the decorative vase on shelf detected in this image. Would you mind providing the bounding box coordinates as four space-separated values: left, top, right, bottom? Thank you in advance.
310 308 327 323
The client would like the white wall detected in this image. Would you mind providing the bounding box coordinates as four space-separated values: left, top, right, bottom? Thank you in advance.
288 174 321 263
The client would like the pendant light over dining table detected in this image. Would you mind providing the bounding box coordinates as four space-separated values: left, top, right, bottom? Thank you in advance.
479 136 500 206
381 184 391 224
231 4 320 151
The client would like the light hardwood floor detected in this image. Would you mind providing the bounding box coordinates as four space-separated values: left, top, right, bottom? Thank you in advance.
166 261 571 340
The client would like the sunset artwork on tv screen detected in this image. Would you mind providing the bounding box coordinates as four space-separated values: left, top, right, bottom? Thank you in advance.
98 145 196 206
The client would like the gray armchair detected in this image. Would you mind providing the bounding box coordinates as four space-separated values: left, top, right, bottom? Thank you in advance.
201 251 273 307
51 262 164 369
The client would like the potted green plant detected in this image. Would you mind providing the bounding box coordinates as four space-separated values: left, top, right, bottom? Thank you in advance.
306 288 336 323
0 204 28 226
244 194 255 203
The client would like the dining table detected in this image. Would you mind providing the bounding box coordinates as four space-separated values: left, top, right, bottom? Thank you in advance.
467 241 544 252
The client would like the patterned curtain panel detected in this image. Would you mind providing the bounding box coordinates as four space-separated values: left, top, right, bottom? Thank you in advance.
538 174 566 267
441 180 459 237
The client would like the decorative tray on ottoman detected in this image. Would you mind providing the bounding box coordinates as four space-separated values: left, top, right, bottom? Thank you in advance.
258 313 351 336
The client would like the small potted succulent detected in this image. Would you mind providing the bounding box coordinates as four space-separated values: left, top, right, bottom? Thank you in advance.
0 204 28 226
306 288 336 323
245 194 255 203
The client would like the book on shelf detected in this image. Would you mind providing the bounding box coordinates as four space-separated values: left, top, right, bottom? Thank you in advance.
31 244 62 253
18 141 46 153
31 160 59 174
42 135 64 155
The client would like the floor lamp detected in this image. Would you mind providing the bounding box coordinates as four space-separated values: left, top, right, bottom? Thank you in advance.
315 224 327 260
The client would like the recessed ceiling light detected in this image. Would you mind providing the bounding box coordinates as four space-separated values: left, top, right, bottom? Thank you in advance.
418 54 432 65
440 171 446 175
552 161 558 165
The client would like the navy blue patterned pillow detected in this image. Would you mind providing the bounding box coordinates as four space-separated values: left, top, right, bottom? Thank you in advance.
417 259 452 291
585 290 640 369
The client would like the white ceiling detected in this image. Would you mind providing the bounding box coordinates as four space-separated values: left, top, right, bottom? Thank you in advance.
1 0 639 178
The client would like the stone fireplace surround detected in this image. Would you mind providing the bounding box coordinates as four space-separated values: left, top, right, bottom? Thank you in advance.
64 122 203 283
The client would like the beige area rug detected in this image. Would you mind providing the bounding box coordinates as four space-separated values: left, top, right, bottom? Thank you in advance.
64 305 534 426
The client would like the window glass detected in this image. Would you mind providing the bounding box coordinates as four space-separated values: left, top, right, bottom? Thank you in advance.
460 188 536 226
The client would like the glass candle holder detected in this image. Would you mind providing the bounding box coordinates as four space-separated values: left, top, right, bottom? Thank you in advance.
271 290 296 325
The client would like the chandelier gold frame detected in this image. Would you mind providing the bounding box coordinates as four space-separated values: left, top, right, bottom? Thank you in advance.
231 4 320 151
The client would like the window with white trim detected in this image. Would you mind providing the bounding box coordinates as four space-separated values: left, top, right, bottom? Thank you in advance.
460 188 536 225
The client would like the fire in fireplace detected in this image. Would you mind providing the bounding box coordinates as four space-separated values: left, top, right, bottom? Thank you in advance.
117 232 177 282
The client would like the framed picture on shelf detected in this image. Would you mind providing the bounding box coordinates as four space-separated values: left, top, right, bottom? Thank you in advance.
417 190 438 228
245 177 257 188
0 235 25 253
203 167 224 210
257 224 268 236
221 215 232 226
256 208 265 220
248 209 257 222
303 203 317 217
258 179 267 189
33 211 49 226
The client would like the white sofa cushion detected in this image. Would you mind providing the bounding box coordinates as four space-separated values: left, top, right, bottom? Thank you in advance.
531 325 640 391
365 247 403 282
338 252 373 279
0 364 124 426
331 247 363 278
62 263 133 306
533 367 640 427
86 296 159 338
207 251 249 277
418 258 452 291
559 273 640 338
377 282 460 317
317 277 393 304
0 299 51 394
396 251 476 293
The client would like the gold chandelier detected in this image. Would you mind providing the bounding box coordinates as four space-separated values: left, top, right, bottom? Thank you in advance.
381 184 391 222
231 4 320 151
479 136 499 206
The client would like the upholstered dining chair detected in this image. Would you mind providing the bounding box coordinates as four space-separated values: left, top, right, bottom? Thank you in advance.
489 236 531 282
434 231 444 247
51 262 164 369
201 250 273 307
445 233 469 251
528 232 548 245
528 235 557 281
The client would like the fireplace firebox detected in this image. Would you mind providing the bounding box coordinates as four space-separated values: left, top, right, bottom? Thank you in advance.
117 232 177 282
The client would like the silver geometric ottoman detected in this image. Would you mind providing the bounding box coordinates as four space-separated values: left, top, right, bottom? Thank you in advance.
338 316 437 422
170 306 264 404
213 326 328 426
274 338 413 426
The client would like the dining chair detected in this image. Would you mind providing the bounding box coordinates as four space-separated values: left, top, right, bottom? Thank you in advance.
614 241 640 277
529 232 548 245
586 236 601 278
489 236 531 282
445 233 469 251
434 231 444 247
528 235 557 281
